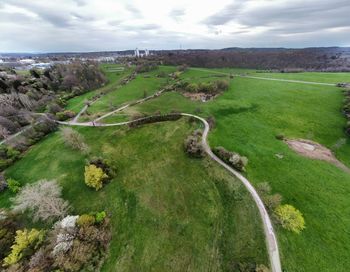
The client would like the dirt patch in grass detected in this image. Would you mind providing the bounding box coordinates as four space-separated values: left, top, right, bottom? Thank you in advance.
286 139 350 173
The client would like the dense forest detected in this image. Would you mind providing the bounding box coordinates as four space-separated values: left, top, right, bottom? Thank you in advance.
156 47 350 71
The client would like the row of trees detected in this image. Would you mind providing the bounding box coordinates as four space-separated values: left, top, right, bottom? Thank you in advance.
157 47 350 71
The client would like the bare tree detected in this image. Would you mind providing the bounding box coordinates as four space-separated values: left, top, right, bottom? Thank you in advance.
11 179 70 222
0 126 10 139
60 127 89 154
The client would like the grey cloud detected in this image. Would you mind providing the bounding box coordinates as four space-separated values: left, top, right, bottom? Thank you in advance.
169 8 185 20
125 4 141 16
122 23 160 31
108 20 122 26
0 11 36 24
203 0 247 26
72 0 87 6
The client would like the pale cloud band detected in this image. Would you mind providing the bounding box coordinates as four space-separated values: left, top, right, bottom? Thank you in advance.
0 0 349 52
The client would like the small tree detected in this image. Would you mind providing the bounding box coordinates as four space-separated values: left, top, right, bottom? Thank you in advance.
11 180 70 222
84 165 108 191
60 127 89 154
274 204 305 234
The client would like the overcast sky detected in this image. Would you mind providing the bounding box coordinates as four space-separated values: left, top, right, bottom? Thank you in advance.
0 0 349 52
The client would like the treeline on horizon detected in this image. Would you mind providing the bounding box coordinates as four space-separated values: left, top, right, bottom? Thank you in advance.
154 47 350 72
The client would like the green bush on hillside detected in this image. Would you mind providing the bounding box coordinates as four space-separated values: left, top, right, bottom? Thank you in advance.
84 164 108 191
7 178 21 193
274 204 305 234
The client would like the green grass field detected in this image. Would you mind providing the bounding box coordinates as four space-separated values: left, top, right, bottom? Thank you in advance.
1 120 268 271
80 66 176 121
65 64 133 113
129 67 350 271
1 64 350 271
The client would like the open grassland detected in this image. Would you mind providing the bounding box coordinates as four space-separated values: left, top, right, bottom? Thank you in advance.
193 67 350 84
80 66 176 121
130 67 350 271
1 120 268 271
2 64 350 271
65 64 133 113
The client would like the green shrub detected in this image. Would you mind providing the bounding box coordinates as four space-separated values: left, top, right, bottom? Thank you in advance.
213 146 248 172
56 110 76 121
7 178 21 193
0 145 20 171
185 83 198 93
3 228 45 266
95 211 106 224
84 165 108 191
184 131 204 158
77 214 96 227
274 204 305 233
275 134 285 140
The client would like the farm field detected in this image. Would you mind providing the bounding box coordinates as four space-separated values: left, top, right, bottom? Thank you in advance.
1 64 350 272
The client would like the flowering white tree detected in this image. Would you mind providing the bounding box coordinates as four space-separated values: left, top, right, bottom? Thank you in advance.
11 179 70 222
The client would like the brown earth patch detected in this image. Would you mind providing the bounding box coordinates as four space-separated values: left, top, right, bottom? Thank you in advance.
285 139 350 173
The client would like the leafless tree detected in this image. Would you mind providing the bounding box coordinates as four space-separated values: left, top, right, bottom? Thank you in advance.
11 179 70 222
0 125 10 139
60 127 89 154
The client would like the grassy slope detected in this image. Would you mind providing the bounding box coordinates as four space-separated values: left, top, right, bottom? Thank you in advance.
132 68 350 271
82 66 176 121
65 64 133 113
1 120 268 271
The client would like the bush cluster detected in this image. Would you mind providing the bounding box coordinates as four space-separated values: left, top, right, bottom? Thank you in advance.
1 211 111 272
274 204 305 234
0 145 20 171
128 113 182 128
256 182 282 211
55 110 76 121
213 146 248 172
3 228 45 266
135 62 158 73
89 157 115 178
84 164 108 191
176 79 229 94
342 89 350 135
255 182 306 234
184 130 204 158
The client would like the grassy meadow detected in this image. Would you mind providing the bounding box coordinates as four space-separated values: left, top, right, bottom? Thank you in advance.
1 63 350 271
129 67 350 271
1 120 268 271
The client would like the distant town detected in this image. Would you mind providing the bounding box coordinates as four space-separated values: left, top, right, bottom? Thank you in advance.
0 48 152 70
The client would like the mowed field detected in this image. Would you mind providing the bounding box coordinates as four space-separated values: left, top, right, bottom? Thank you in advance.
130 67 350 271
0 65 269 271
